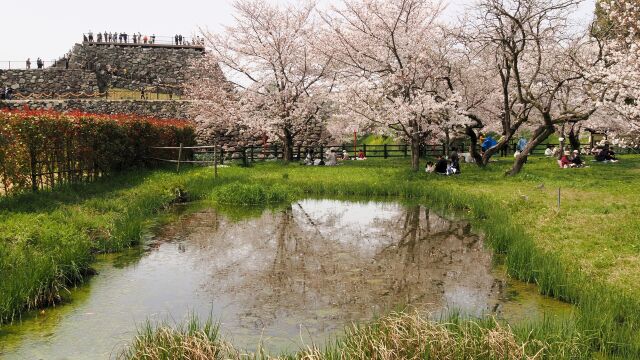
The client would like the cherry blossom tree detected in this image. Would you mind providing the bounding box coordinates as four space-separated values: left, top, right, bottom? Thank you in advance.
184 54 240 146
463 0 610 175
593 0 640 131
324 0 471 171
195 0 335 163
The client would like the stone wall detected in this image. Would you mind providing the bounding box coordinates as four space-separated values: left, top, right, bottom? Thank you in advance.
69 43 204 93
0 99 191 119
0 69 99 98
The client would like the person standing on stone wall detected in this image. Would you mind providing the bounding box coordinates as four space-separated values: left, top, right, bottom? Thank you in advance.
133 34 137 44
143 35 148 44
151 34 156 44
97 33 102 42
88 31 94 42
104 31 108 42
36 58 43 69
140 87 146 100
26 58 31 69
174 34 179 45
179 34 183 45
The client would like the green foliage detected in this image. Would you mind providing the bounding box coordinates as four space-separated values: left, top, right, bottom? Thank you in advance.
211 183 294 205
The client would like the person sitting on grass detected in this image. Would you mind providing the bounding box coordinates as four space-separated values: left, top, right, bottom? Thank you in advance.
341 150 350 160
425 161 435 173
357 150 367 160
303 149 314 166
446 160 458 175
595 144 618 163
325 149 338 166
571 150 584 167
559 151 572 168
435 155 448 174
544 145 555 157
450 147 461 174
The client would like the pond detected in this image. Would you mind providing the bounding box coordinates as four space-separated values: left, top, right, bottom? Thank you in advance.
0 199 572 359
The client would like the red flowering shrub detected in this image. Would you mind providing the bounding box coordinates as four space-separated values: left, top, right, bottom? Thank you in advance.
0 109 195 194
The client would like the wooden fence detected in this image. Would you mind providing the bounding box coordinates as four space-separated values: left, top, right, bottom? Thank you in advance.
150 141 640 170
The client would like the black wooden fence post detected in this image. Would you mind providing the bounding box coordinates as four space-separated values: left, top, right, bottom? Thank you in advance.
363 144 367 157
29 147 38 192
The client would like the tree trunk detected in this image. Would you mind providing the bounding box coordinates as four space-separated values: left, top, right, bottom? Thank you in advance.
410 133 421 172
465 126 484 165
568 124 581 151
558 124 566 159
508 125 556 176
481 134 515 166
282 129 294 163
444 129 450 158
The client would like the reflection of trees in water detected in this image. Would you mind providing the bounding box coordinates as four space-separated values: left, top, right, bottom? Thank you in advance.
182 203 501 331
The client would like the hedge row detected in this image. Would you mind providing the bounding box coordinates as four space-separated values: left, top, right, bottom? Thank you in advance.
0 109 196 194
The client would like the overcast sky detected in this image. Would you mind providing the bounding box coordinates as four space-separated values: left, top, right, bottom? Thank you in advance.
1 0 595 62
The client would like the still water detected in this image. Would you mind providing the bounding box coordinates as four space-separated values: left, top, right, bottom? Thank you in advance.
0 200 571 359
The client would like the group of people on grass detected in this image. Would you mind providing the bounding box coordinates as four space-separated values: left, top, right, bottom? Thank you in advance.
558 150 585 168
426 148 461 175
302 148 369 166
545 143 619 168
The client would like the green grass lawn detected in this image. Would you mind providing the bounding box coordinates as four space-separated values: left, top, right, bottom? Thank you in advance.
1 155 640 358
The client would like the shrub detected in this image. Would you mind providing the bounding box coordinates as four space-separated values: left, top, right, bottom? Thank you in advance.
0 109 195 194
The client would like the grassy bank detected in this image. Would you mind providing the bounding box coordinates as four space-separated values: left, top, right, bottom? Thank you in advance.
0 170 191 323
2 156 640 357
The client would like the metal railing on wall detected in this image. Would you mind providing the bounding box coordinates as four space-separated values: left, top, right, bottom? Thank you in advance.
81 34 205 48
0 60 61 70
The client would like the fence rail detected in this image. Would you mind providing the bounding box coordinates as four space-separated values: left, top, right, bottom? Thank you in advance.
149 142 640 170
0 60 60 70
82 34 204 48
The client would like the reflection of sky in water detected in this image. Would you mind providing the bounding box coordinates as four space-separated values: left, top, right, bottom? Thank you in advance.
294 199 403 255
0 200 572 359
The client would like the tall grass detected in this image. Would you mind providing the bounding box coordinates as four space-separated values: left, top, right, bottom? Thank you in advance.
117 315 236 360
0 169 189 323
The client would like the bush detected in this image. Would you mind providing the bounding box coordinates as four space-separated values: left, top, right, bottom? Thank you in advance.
0 109 195 195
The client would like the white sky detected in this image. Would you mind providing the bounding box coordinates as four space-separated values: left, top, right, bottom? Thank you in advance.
1 0 595 62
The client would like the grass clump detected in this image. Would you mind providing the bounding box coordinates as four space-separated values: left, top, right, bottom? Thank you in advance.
211 183 294 205
117 316 236 360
